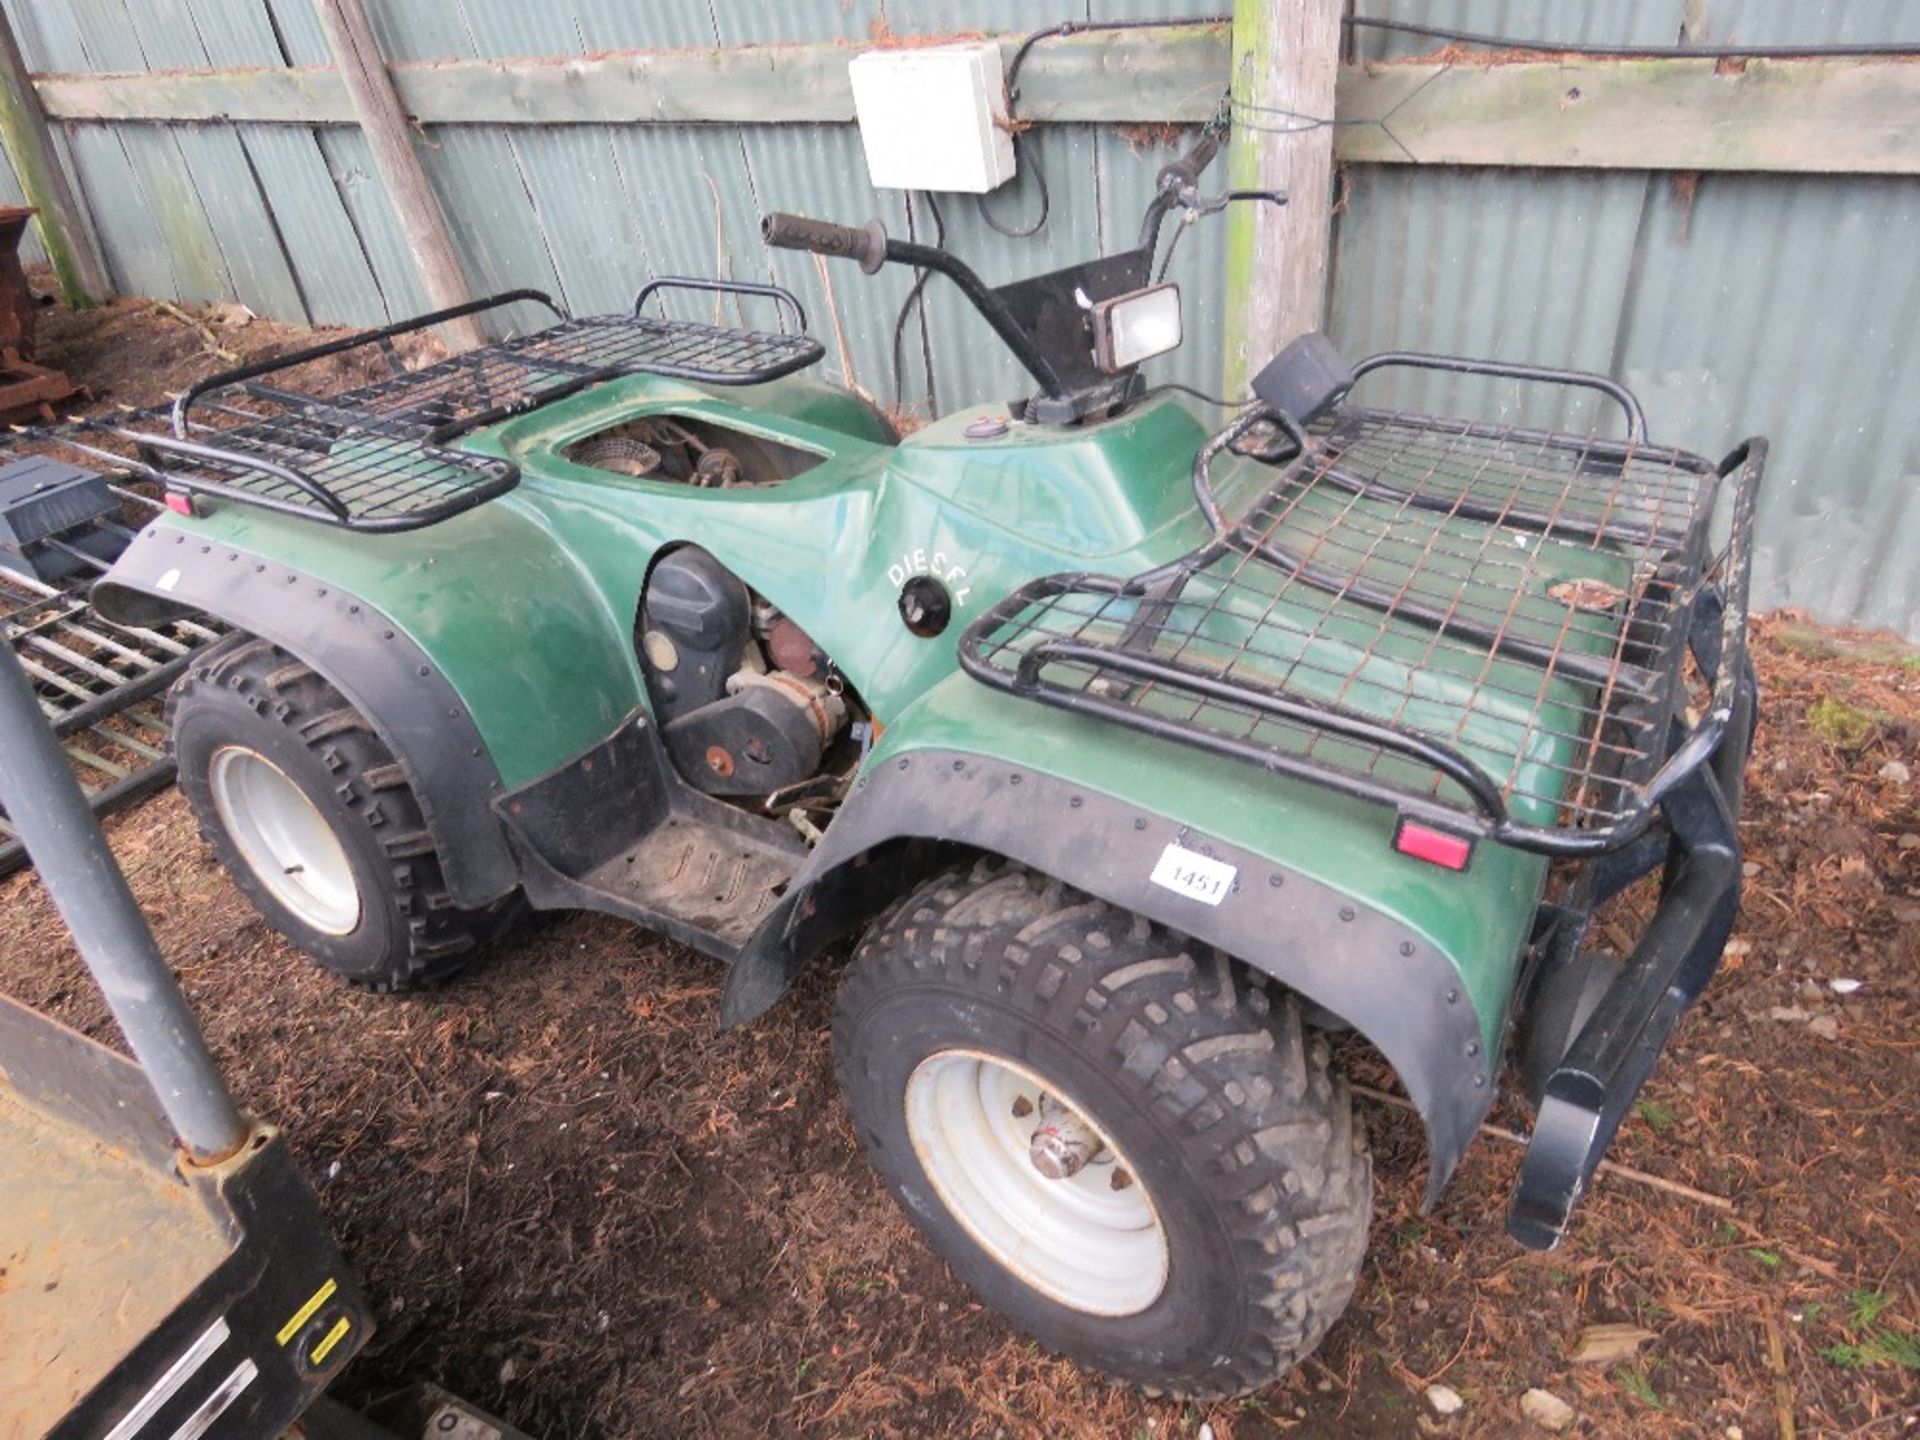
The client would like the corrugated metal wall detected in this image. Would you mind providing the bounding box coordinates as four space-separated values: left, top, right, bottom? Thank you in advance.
1331 2 1920 638
0 0 1913 637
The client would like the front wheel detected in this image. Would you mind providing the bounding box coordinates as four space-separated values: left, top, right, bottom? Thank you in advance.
833 860 1372 1398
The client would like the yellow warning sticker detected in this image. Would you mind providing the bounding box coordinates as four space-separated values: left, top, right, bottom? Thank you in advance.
276 1277 338 1347
310 1315 353 1366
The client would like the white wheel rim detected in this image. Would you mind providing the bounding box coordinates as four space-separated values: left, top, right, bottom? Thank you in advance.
904 1048 1169 1317
208 746 361 935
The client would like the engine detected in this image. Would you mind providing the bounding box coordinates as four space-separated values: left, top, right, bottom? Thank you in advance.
638 547 854 809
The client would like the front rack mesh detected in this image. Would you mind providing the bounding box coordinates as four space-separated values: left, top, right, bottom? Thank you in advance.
962 400 1759 854
124 284 823 533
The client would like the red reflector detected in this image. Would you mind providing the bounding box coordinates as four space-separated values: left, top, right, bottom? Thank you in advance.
164 491 193 515
1395 820 1473 871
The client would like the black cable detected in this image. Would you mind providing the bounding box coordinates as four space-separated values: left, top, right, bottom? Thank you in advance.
1154 213 1188 282
989 15 1227 242
1004 16 1230 105
1344 14 1920 59
1139 381 1256 410
916 192 943 410
892 191 945 414
977 133 1049 239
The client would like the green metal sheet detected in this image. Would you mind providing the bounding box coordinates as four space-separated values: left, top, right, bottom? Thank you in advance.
567 0 721 51
261 0 330 64
238 125 388 326
1616 173 1920 637
315 129 430 321
180 0 285 67
1327 166 1651 435
60 0 145 69
65 0 254 313
733 125 917 404
414 125 561 320
155 126 307 322
500 127 661 317
58 125 180 300
107 128 228 305
603 126 775 321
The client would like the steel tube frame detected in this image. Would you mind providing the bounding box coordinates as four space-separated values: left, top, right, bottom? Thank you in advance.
0 640 246 1159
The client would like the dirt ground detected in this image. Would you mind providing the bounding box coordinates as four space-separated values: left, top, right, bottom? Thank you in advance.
2 293 1915 1439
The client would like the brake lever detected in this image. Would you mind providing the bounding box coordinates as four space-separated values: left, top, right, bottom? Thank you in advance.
1180 187 1289 219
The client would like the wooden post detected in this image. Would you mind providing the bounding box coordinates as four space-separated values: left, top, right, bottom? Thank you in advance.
1222 0 1341 397
313 0 485 350
0 10 108 307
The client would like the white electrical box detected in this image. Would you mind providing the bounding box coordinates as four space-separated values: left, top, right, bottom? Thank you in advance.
848 42 1016 194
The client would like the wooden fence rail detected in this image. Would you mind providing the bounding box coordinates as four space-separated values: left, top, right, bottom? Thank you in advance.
27 32 1920 177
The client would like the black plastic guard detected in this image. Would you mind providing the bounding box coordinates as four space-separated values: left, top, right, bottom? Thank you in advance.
723 749 1499 1204
91 530 518 906
1507 657 1755 1249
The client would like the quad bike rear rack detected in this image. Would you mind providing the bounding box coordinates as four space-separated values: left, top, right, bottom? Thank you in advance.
116 281 824 533
961 351 1763 861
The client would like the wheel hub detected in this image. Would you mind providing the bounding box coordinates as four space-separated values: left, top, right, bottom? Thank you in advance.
207 746 362 935
1027 1093 1103 1180
904 1048 1168 1317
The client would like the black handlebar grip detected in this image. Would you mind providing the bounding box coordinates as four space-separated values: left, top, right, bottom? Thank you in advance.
1157 130 1224 192
761 213 889 275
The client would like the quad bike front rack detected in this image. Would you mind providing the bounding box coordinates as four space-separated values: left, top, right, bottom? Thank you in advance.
116 281 824 533
961 350 1762 861
962 348 1762 1249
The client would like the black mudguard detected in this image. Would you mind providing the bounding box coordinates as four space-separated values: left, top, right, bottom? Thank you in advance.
722 748 1497 1202
93 530 519 908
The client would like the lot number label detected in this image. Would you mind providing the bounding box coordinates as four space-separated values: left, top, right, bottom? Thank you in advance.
1149 842 1236 906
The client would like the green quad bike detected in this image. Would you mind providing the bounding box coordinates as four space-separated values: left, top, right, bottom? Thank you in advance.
92 134 1763 1397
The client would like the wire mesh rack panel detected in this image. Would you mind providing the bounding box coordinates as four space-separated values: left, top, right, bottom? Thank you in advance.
962 388 1764 857
122 284 823 533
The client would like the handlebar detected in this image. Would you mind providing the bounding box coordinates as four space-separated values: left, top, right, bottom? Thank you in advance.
1157 130 1222 193
760 124 1233 405
761 214 889 274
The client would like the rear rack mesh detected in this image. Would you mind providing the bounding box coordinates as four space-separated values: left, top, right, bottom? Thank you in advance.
962 396 1761 855
124 284 823 532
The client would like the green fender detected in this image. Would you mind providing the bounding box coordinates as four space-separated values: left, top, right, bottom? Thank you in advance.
722 670 1550 1200
93 498 646 907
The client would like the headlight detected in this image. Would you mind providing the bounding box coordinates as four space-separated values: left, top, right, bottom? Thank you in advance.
1091 283 1182 373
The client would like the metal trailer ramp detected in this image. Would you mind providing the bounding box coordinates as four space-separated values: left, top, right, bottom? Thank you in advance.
0 433 222 876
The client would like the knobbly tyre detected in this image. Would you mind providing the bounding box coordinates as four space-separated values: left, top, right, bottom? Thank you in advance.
83 133 1762 1397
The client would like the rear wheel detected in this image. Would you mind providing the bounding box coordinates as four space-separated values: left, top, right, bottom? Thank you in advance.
833 859 1372 1398
169 634 519 991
